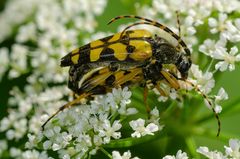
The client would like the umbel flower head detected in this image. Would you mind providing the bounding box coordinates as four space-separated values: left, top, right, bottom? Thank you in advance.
30 87 163 158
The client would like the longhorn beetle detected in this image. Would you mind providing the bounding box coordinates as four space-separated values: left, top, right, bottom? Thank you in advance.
42 15 221 136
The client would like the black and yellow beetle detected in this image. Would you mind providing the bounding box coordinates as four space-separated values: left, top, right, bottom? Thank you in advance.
42 15 220 136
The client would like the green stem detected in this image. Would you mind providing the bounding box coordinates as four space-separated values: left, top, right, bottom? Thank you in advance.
185 137 200 158
100 147 112 159
206 58 215 72
110 111 119 124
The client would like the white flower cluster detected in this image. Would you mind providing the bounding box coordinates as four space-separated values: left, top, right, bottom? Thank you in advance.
25 87 162 158
199 12 240 72
162 150 188 159
0 0 107 158
153 138 240 159
198 139 240 159
112 150 140 159
110 138 240 159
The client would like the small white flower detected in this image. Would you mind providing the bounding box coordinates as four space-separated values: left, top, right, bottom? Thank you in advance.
6 129 15 140
16 22 37 43
158 96 168 102
199 35 227 58
43 129 55 138
98 120 122 144
10 147 22 158
52 143 61 151
190 64 215 94
129 118 159 138
43 140 52 150
169 88 178 100
93 135 103 146
22 149 49 159
107 87 132 110
75 134 92 152
25 134 37 149
213 46 240 71
224 139 240 158
112 150 140 159
214 105 222 114
197 146 225 159
199 39 216 57
63 154 70 159
163 150 188 159
0 117 11 131
13 118 27 139
208 13 228 34
148 107 164 129
215 88 229 102
118 104 138 116
222 20 240 42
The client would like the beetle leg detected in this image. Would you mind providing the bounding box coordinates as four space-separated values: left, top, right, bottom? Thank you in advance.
41 92 91 130
80 68 113 92
160 70 180 90
113 68 142 86
155 82 167 96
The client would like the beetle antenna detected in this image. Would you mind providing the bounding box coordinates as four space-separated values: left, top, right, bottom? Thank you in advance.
182 79 221 137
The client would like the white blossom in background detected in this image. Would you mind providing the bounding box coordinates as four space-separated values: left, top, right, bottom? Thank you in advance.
197 147 225 159
0 0 108 158
197 139 240 159
148 107 162 127
162 150 188 159
208 13 228 34
213 87 228 113
213 46 240 71
0 0 39 42
129 118 160 138
197 138 240 158
189 64 215 94
112 150 140 159
224 139 240 158
199 35 227 58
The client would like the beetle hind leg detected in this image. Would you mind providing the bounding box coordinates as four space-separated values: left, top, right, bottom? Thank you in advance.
41 92 91 130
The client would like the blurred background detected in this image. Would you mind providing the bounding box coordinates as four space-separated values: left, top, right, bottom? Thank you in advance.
0 0 240 158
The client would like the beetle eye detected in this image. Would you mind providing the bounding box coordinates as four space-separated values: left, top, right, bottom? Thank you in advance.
180 61 190 72
176 55 191 79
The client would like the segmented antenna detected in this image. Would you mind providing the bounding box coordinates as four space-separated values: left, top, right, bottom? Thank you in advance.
119 21 152 37
183 80 221 137
176 11 181 38
107 15 191 57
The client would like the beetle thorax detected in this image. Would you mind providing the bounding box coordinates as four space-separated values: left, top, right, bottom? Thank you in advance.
152 35 181 64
